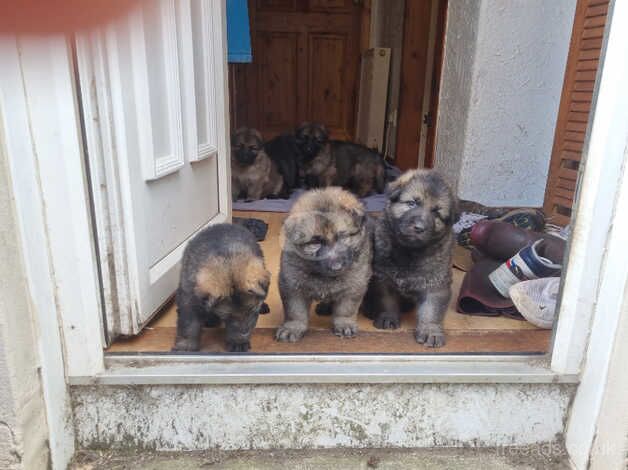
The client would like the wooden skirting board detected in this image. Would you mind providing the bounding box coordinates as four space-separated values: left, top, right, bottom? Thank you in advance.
106 211 551 354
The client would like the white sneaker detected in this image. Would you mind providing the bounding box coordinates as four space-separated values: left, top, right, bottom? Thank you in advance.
508 277 561 329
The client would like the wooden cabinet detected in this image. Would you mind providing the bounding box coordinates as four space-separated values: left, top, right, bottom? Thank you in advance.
230 0 365 140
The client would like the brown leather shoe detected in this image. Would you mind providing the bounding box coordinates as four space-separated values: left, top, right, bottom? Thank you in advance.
470 220 565 263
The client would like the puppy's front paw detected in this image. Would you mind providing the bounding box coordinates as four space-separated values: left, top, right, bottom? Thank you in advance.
172 337 200 352
259 302 270 315
373 312 400 330
415 325 446 348
275 322 306 342
333 319 357 338
227 340 251 352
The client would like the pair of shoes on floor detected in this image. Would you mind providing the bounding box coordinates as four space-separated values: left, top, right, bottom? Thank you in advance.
456 220 565 321
509 277 560 329
457 207 545 247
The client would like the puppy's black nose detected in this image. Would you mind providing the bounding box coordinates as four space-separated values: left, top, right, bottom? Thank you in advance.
413 222 425 233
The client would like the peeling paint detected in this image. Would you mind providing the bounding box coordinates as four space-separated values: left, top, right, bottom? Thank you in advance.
72 384 575 451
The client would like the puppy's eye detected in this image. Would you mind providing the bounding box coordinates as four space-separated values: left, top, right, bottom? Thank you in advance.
338 229 360 239
431 206 441 214
405 200 418 208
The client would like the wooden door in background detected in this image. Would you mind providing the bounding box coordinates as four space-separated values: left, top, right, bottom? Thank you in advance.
229 0 366 140
395 0 443 171
543 0 610 226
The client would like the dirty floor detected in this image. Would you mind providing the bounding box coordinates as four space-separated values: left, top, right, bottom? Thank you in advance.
71 447 571 470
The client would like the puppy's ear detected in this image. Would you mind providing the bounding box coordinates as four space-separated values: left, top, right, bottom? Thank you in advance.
296 122 310 136
251 128 263 143
319 123 329 140
386 182 403 203
283 213 313 245
231 127 247 146
240 259 271 299
350 205 366 229
448 196 461 226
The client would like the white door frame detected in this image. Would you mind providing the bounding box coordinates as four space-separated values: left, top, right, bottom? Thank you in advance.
562 0 628 468
0 35 100 470
1 1 627 468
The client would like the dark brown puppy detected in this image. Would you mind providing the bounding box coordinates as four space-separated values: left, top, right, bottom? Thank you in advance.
231 127 284 201
294 122 386 198
276 188 372 342
173 224 271 352
362 169 457 347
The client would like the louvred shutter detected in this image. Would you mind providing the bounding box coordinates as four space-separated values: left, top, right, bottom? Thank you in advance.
543 0 610 226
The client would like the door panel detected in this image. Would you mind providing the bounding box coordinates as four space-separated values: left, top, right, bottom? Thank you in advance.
127 0 185 181
258 32 300 130
308 33 349 131
77 0 231 336
231 0 362 140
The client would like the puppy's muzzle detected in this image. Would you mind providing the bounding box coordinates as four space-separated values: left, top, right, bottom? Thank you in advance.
236 149 257 165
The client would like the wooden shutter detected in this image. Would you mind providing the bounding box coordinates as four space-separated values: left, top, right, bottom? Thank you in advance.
543 0 610 226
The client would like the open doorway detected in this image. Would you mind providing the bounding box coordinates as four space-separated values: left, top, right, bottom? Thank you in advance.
94 0 607 356
228 0 446 169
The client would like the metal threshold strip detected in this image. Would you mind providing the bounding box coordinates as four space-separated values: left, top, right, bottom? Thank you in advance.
69 353 579 385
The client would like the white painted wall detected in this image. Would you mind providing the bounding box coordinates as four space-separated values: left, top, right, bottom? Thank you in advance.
435 0 577 206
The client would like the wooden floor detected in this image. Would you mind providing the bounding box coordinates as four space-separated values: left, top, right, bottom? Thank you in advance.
107 211 551 354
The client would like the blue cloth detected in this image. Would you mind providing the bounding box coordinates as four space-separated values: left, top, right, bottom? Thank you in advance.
226 0 252 63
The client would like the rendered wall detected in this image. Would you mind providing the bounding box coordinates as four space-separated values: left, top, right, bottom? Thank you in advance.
72 384 574 450
0 122 49 469
435 0 577 206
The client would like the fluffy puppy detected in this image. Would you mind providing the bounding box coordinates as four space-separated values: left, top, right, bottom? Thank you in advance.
264 133 300 193
276 188 372 342
173 224 271 352
231 127 284 201
294 122 386 198
362 169 457 347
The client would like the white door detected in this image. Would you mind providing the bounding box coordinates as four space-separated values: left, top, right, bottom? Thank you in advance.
76 0 231 337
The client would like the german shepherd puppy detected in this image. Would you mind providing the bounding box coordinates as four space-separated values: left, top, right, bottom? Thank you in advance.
264 133 300 194
231 127 284 201
276 188 372 342
294 122 386 198
173 224 271 352
362 169 457 347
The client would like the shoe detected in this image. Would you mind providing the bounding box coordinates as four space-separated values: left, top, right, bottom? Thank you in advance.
509 277 561 329
488 240 562 298
457 258 521 317
470 220 565 262
457 208 545 247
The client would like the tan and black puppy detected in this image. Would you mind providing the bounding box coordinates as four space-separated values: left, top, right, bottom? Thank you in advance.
362 169 457 347
294 122 385 198
276 188 372 342
173 224 271 352
231 127 284 201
